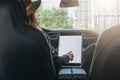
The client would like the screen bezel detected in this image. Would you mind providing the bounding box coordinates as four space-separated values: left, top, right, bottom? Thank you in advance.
58 33 83 66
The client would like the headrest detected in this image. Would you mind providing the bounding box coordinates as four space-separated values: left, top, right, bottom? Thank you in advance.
0 0 10 3
17 0 27 20
0 0 27 20
0 0 17 4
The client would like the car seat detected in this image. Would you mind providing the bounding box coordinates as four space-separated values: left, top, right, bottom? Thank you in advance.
82 43 96 74
0 0 55 80
89 25 120 80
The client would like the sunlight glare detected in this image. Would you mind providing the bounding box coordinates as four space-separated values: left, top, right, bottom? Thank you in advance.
100 0 116 10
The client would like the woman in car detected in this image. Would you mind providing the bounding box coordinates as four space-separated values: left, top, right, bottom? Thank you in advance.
23 0 74 73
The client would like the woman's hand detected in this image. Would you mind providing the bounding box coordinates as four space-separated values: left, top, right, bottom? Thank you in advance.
67 51 74 61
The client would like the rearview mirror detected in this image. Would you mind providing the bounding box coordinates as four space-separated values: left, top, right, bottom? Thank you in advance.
59 0 79 8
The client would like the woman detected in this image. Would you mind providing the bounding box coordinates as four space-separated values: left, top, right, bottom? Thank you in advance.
23 0 74 73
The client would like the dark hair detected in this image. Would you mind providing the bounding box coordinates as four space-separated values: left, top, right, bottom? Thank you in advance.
24 0 41 29
23 0 31 7
26 13 40 29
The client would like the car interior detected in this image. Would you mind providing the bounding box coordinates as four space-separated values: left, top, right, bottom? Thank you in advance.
0 0 120 80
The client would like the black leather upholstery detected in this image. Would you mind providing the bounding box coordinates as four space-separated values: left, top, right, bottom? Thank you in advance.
0 1 55 80
58 67 72 80
72 68 87 79
89 25 120 80
58 67 87 80
82 43 96 74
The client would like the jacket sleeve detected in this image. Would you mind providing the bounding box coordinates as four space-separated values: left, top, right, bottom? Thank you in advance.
52 53 69 66
52 53 69 73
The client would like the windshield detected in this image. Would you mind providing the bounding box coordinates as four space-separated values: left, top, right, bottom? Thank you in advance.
35 0 120 33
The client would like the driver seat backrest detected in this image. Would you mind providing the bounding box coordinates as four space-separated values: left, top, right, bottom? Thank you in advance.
89 24 120 80
0 0 55 80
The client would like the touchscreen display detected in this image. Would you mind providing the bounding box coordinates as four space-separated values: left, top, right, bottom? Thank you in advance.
58 35 82 63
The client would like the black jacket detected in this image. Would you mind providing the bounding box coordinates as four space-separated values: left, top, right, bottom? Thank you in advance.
41 30 69 73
